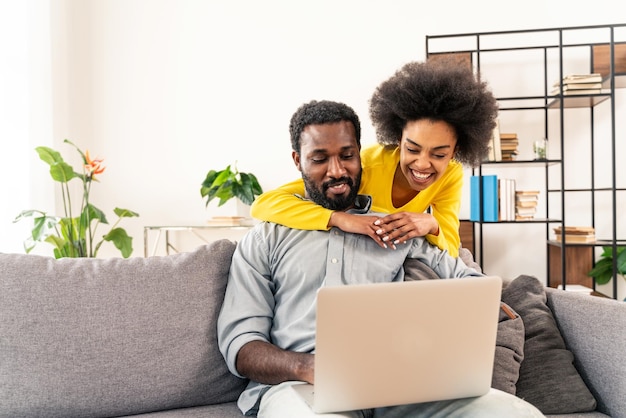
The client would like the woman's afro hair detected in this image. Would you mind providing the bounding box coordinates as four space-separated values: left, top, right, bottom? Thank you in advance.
369 58 499 167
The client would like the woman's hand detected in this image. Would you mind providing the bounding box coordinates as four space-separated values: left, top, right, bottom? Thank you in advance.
329 212 390 249
373 212 439 246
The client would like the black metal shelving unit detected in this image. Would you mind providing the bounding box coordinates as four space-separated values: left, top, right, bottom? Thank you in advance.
426 23 625 299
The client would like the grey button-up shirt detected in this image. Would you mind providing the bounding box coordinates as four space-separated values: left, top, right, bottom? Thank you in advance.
217 195 482 415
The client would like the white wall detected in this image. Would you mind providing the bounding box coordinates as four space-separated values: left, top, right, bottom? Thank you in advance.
3 0 625 284
0 0 54 254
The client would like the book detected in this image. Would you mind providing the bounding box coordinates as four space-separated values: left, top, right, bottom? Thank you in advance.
470 175 498 222
515 190 540 196
206 216 251 226
492 119 502 161
499 133 518 139
554 82 603 90
556 284 593 294
553 226 595 243
515 206 537 217
553 226 595 235
498 178 516 221
516 199 538 208
554 234 596 243
560 73 603 84
485 118 502 162
500 143 519 151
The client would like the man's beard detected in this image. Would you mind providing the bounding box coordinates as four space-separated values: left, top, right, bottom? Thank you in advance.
302 172 361 211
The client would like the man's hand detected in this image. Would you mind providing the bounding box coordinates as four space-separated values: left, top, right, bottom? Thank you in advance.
236 340 315 385
373 212 439 246
328 212 390 249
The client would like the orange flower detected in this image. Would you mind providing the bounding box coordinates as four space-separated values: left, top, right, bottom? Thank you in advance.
85 150 106 179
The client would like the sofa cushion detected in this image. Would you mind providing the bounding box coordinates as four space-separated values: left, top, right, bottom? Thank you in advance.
502 275 597 414
0 240 247 418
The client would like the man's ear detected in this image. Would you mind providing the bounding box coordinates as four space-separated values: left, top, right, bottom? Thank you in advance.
292 151 302 171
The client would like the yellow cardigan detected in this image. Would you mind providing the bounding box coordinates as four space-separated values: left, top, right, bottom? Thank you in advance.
250 144 463 257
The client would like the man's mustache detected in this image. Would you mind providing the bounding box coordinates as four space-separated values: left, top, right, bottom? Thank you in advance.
323 177 353 191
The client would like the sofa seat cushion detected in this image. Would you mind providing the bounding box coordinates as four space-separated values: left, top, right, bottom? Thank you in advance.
125 402 243 417
0 241 247 418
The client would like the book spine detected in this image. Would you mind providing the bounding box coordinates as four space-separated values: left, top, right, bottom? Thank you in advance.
483 175 498 222
470 175 498 222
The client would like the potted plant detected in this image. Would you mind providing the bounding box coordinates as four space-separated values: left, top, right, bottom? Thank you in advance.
587 246 626 300
200 162 263 207
14 139 139 258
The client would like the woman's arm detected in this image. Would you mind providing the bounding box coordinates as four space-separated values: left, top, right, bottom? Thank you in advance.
250 179 389 248
250 179 333 230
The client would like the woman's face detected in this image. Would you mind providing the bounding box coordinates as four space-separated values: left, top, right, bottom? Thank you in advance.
399 119 458 192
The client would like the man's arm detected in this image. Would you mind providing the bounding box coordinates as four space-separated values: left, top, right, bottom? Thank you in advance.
236 340 315 384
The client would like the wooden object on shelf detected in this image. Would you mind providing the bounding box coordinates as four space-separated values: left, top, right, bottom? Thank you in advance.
548 244 593 289
592 43 626 77
427 52 472 69
459 220 474 255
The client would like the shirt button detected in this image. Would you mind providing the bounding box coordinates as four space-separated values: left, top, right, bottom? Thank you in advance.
331 258 338 263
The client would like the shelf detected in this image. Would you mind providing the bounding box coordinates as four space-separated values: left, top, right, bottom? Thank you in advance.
548 240 626 249
481 159 560 166
427 24 624 299
548 94 611 109
472 218 561 225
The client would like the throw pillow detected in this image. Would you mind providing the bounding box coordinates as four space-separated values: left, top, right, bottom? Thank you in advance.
502 275 597 414
491 302 524 395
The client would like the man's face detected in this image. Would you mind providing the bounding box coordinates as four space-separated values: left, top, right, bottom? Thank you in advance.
293 121 362 211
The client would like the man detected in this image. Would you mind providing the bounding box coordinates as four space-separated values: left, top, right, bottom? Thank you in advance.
217 100 543 417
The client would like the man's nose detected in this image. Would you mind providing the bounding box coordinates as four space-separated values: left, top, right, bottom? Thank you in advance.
327 157 347 177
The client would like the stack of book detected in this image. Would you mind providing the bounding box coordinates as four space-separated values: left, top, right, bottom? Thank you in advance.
499 133 519 161
550 73 603 96
515 190 539 220
553 226 596 243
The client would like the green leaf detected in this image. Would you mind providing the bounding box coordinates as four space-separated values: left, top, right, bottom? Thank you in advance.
63 139 88 164
103 228 133 258
114 207 140 218
82 204 108 226
35 146 65 165
49 161 77 183
588 246 626 284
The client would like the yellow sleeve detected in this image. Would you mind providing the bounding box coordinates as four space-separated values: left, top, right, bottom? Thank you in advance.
423 164 462 258
249 178 333 230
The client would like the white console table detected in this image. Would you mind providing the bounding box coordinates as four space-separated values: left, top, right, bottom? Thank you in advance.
143 225 252 257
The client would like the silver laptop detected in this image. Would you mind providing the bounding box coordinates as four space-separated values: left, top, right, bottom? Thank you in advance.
293 275 502 413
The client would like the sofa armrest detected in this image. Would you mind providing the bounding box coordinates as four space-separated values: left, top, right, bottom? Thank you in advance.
546 288 626 418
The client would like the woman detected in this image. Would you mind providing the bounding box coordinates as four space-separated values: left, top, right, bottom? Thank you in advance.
250 59 498 257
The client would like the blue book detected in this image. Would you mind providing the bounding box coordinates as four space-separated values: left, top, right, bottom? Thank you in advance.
470 175 498 222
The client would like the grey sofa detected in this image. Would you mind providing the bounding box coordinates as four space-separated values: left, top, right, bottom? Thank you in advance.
1 240 624 418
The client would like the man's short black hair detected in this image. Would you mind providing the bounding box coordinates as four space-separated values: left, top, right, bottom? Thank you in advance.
289 100 361 153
